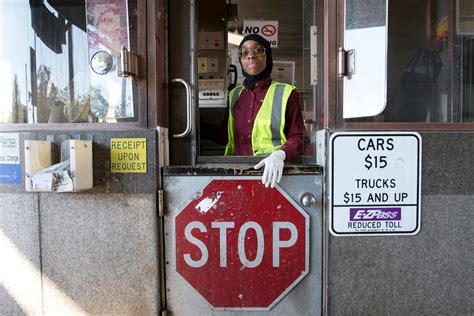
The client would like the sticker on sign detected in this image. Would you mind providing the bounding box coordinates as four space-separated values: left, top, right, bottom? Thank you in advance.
329 132 422 236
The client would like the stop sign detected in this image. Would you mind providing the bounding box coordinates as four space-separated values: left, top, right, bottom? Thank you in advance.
175 179 309 310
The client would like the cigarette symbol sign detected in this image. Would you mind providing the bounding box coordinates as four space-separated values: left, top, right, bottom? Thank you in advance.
262 24 277 36
243 20 279 47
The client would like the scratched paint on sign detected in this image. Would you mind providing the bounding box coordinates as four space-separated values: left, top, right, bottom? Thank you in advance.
195 191 222 213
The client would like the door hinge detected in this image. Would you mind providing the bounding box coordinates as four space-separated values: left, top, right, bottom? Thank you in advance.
338 47 355 78
158 189 165 217
119 46 139 78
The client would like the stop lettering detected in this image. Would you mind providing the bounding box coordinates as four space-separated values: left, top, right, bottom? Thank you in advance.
175 179 309 310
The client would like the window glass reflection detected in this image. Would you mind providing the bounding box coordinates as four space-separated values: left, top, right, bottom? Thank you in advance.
349 0 474 123
0 0 137 124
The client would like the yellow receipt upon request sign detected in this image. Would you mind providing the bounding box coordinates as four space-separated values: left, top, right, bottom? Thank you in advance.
110 138 147 173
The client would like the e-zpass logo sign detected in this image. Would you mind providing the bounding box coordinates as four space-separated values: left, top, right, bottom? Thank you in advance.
350 208 401 221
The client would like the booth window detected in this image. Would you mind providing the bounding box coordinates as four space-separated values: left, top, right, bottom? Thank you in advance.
198 0 319 162
0 0 138 124
384 0 473 123
342 0 474 124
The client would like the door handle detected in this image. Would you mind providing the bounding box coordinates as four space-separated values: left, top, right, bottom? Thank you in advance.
171 78 193 138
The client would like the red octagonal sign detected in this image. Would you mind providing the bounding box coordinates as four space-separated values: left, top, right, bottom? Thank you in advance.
175 179 309 310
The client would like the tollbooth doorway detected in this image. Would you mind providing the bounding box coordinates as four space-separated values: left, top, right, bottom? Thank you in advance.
164 0 324 314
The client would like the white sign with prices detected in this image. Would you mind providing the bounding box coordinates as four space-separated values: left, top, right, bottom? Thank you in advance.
329 132 422 236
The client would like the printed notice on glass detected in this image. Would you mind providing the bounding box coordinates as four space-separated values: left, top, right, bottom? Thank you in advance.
0 133 21 184
329 132 421 236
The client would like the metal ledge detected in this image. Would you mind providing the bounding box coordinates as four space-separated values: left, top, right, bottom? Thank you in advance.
163 164 322 176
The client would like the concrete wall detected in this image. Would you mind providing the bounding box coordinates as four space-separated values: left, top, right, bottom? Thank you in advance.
0 130 159 315
327 132 474 315
2 130 473 315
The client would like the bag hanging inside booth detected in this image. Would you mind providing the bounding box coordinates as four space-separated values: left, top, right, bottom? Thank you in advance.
388 48 443 122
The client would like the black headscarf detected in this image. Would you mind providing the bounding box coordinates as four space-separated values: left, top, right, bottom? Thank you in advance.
238 34 273 90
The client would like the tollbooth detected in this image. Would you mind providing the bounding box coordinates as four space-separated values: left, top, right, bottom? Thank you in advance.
0 0 472 315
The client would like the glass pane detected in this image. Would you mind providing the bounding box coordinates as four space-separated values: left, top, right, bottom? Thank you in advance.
348 0 474 123
0 0 138 124
343 0 388 118
199 0 317 163
85 0 137 121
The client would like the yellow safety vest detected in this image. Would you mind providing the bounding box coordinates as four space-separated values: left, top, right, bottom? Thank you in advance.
225 81 296 156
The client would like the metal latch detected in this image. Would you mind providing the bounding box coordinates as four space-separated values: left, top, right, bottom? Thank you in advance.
337 47 355 78
119 46 139 78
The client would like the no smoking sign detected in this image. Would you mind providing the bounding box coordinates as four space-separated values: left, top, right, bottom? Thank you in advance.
261 24 277 36
243 20 279 47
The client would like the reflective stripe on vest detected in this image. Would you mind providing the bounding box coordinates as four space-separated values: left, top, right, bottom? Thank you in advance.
225 81 295 156
224 85 244 156
269 84 286 147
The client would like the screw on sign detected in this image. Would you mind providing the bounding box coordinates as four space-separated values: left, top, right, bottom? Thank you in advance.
175 179 309 310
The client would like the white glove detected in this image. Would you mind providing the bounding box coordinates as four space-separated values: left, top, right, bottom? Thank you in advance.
254 150 286 188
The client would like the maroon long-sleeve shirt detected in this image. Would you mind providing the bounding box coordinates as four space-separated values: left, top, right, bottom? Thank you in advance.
231 77 305 160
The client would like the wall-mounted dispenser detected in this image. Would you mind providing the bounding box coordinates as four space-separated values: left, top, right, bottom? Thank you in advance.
25 140 93 192
25 140 52 191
